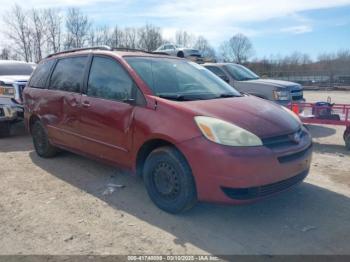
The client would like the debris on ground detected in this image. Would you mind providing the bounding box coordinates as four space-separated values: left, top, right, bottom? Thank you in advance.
102 183 125 196
64 235 74 242
301 225 317 232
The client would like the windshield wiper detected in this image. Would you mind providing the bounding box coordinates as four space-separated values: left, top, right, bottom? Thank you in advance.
217 93 241 98
159 94 187 101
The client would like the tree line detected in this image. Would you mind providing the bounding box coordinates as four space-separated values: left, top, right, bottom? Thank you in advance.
0 5 216 62
1 4 349 83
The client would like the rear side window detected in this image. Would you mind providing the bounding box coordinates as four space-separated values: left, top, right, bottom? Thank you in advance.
50 56 87 93
87 56 133 101
30 59 55 88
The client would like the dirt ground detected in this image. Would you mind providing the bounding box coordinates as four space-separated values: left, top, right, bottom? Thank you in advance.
0 90 349 255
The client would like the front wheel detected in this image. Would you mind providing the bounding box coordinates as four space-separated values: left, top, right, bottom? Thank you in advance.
32 121 58 158
143 146 197 214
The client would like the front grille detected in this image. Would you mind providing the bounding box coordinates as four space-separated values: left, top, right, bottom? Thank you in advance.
221 170 308 200
278 144 312 164
292 95 303 101
262 129 304 148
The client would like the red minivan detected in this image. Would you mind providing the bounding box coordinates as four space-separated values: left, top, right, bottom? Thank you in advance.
23 47 312 213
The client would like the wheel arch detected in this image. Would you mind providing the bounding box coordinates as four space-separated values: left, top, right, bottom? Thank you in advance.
135 138 185 177
28 114 41 134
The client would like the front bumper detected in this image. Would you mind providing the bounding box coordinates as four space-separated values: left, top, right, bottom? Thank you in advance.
0 99 23 122
177 133 312 204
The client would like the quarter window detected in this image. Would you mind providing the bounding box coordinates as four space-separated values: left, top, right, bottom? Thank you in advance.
87 56 133 102
30 59 55 88
50 56 87 93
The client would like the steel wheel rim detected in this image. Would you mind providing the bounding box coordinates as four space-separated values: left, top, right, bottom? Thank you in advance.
152 161 181 200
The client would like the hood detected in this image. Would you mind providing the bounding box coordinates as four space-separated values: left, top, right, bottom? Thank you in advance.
0 75 30 85
177 95 300 138
241 79 302 90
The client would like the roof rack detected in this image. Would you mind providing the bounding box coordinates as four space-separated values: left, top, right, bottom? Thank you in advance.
46 45 170 58
112 47 169 56
46 45 112 58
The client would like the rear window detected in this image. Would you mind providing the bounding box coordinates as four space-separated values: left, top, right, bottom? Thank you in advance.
0 62 35 76
50 56 87 93
30 59 55 88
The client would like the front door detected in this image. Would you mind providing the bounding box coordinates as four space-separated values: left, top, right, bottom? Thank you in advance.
78 56 135 165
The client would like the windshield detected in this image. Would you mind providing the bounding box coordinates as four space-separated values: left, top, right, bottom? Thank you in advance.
125 57 241 101
0 62 35 76
224 64 259 81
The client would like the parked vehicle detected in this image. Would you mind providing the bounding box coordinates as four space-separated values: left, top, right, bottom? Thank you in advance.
203 63 305 106
0 60 35 137
24 47 313 213
154 44 201 58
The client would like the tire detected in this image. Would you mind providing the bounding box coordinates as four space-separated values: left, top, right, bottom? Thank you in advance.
0 122 11 138
177 51 184 58
143 146 197 214
344 132 350 151
31 120 58 158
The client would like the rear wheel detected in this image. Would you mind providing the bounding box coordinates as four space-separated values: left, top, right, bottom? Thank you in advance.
344 130 350 150
0 122 11 138
32 120 58 158
177 51 184 58
143 146 197 214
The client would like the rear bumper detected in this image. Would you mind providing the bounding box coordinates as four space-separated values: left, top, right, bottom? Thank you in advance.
177 134 312 204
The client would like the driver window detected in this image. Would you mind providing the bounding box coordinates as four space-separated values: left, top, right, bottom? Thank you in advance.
87 56 133 102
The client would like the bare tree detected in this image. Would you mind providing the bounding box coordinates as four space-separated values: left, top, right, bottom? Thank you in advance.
124 27 138 49
0 48 11 60
138 24 162 51
194 36 216 59
110 25 124 48
65 8 91 49
220 33 253 63
30 9 47 61
45 8 62 53
175 30 196 47
3 5 33 61
88 26 111 47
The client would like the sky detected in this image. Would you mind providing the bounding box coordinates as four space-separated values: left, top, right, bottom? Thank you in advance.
0 0 349 59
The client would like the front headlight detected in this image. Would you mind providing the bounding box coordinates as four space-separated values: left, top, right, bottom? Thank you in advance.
194 116 263 147
273 90 290 101
0 85 16 98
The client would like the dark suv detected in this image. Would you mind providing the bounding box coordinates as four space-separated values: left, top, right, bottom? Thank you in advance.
24 47 312 213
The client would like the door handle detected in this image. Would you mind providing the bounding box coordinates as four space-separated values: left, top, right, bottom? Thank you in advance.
82 101 91 108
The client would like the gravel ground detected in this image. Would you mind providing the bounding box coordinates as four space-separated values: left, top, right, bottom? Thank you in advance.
0 91 349 255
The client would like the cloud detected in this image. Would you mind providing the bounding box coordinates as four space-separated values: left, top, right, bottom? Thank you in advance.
280 25 313 34
0 0 349 47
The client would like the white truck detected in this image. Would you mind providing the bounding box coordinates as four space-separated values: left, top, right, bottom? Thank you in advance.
0 60 35 137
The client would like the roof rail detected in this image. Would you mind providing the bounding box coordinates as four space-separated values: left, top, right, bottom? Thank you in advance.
112 47 169 56
46 45 112 58
46 45 170 58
